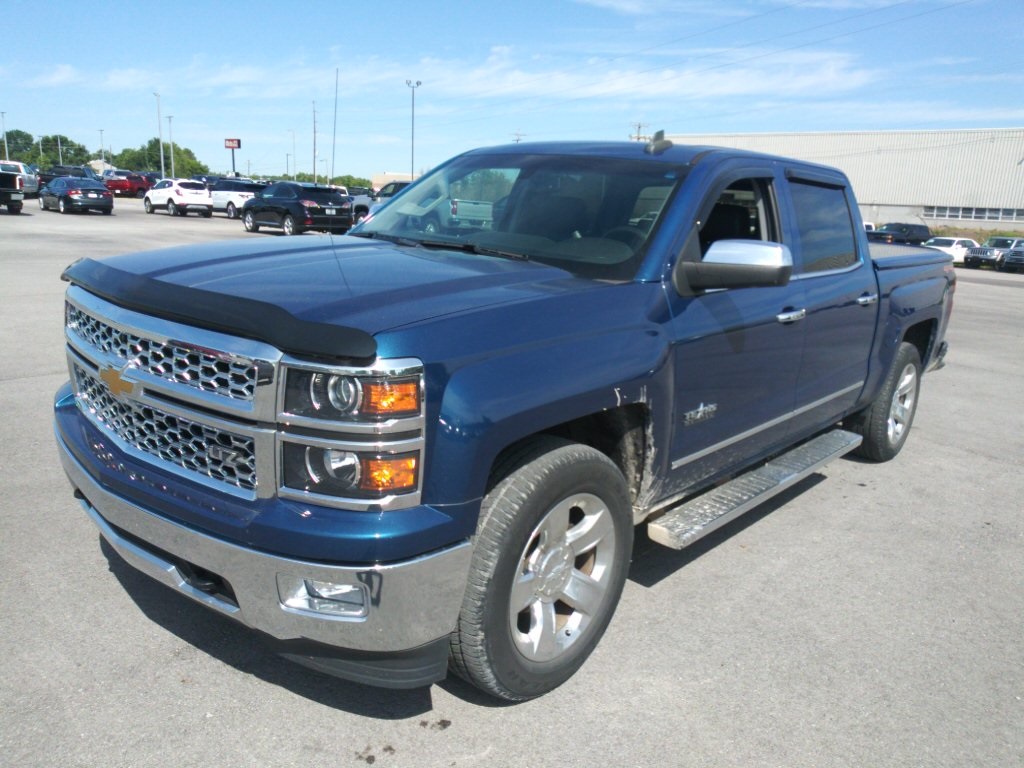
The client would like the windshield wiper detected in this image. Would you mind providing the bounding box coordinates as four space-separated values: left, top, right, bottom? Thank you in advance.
416 239 531 261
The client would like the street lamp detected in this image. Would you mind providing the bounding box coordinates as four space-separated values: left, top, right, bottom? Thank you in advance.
98 129 104 166
406 79 421 181
154 93 165 178
289 129 296 180
1 112 8 160
167 116 175 178
286 153 290 179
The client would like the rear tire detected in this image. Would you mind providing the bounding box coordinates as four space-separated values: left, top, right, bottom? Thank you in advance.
226 202 237 219
8 203 22 214
59 198 68 214
167 200 178 216
282 214 297 235
449 437 633 701
846 342 922 462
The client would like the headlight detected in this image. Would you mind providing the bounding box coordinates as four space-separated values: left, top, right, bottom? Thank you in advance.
282 443 418 498
278 358 425 508
283 366 422 423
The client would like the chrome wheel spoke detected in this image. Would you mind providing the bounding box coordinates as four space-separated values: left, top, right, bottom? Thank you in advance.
560 568 604 616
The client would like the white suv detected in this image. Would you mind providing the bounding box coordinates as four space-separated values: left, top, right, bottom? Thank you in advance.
144 179 213 217
211 178 266 219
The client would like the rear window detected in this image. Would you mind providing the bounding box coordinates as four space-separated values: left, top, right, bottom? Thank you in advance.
299 187 347 203
180 181 207 191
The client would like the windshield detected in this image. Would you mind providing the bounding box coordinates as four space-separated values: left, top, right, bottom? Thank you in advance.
353 151 685 281
985 238 1013 248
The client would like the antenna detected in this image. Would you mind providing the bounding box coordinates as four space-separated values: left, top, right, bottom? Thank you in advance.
644 130 673 155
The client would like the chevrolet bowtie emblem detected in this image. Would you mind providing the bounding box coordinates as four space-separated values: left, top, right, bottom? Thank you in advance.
99 365 137 398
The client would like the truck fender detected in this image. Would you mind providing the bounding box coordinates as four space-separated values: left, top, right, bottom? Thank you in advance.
424 326 671 509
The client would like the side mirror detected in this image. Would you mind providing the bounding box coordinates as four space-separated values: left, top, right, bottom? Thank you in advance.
676 240 793 293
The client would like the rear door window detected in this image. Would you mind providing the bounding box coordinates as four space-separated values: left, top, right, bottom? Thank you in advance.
787 180 858 274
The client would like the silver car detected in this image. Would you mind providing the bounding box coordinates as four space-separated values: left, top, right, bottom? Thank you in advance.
0 160 39 197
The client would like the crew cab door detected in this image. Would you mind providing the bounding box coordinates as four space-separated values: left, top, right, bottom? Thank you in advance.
662 167 806 495
779 171 877 438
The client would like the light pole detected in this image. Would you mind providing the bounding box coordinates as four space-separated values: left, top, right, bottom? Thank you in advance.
406 79 421 181
289 129 296 180
154 93 165 178
98 129 104 167
286 153 290 179
1 112 8 160
167 116 175 178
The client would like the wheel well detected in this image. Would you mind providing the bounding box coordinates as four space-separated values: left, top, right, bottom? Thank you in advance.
902 320 936 367
490 405 648 503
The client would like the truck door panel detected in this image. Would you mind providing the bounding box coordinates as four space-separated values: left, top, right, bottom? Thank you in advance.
664 173 805 496
783 178 876 437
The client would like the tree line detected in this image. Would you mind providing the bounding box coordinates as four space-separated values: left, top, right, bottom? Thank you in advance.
2 127 371 187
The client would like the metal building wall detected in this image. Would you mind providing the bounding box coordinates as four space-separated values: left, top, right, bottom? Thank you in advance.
668 129 1024 209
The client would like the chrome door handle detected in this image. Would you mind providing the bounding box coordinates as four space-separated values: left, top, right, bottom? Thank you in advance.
857 293 879 306
776 308 807 324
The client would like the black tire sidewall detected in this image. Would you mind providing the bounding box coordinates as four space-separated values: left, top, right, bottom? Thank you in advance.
465 440 633 699
855 342 921 461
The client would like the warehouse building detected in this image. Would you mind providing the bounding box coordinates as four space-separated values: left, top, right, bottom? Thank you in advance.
668 128 1024 232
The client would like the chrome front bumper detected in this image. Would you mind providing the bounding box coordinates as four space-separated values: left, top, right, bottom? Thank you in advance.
57 429 472 658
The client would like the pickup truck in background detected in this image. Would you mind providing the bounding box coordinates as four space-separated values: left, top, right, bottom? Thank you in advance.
38 164 103 188
54 138 955 702
866 222 931 245
351 180 410 223
102 170 152 198
0 164 26 213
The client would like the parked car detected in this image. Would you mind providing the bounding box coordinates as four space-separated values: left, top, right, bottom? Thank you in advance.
1002 245 1024 273
921 237 979 265
351 180 410 223
191 174 221 190
102 170 152 198
0 160 39 197
211 178 267 219
0 164 25 213
963 237 1024 270
866 222 931 245
38 164 102 187
241 181 353 235
38 177 113 214
144 179 213 217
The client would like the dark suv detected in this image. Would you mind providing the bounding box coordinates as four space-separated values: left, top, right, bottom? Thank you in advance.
866 222 931 245
241 182 353 235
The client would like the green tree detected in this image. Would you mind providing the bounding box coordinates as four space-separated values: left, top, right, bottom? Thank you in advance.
111 138 208 177
3 129 35 160
36 135 90 167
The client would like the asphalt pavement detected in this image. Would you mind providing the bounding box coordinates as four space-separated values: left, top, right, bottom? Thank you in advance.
1 199 1021 767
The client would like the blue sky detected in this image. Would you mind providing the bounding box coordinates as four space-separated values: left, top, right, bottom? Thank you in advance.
4 0 1021 180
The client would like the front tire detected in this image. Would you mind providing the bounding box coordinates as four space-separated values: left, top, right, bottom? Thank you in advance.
449 437 633 701
847 341 922 462
243 210 259 232
144 198 153 214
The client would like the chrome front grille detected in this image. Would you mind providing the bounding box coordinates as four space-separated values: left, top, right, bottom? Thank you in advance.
66 302 259 402
72 362 258 491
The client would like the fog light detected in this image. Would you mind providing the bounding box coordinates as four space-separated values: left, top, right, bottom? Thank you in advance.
277 574 368 618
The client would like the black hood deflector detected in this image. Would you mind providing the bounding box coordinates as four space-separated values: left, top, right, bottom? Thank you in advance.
62 258 377 362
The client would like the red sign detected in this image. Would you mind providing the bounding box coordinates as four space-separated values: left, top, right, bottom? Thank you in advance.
224 139 241 149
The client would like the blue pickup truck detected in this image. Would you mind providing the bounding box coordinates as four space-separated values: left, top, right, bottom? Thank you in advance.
54 137 955 701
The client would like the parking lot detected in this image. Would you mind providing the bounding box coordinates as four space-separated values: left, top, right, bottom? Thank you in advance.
1 201 1022 767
